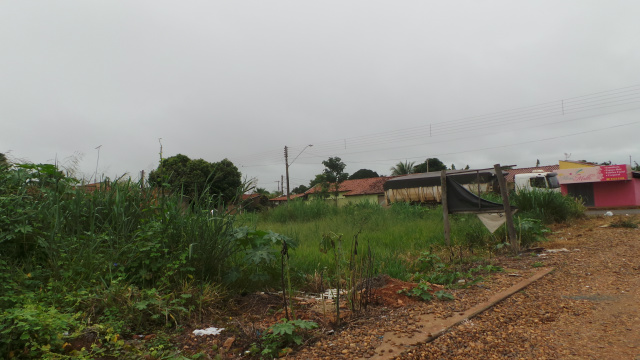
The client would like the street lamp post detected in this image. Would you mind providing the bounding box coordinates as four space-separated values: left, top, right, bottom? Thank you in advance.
285 145 313 202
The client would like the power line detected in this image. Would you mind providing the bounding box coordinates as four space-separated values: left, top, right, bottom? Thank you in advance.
347 117 640 165
230 84 640 168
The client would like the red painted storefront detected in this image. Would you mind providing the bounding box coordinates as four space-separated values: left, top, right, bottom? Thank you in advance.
557 165 640 208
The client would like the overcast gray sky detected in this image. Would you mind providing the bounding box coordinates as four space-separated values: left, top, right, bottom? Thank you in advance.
2 1 639 191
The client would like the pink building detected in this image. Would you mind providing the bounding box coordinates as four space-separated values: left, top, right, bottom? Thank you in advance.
557 164 640 208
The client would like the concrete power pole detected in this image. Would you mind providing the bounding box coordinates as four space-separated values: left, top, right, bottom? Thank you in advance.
285 146 290 202
284 144 312 203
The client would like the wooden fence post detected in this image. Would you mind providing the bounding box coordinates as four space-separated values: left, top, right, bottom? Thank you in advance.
493 164 519 254
441 170 450 247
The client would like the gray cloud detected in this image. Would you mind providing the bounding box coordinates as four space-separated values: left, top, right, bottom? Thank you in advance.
2 1 639 190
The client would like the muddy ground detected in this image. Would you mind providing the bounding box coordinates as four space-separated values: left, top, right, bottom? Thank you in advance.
180 214 640 359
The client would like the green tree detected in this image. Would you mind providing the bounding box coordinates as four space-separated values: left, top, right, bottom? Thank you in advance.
348 169 379 180
321 157 348 205
255 187 270 195
291 185 309 194
414 158 446 173
390 161 415 176
0 153 8 169
309 174 326 188
148 154 241 203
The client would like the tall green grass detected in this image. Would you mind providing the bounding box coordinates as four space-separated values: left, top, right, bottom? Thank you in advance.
253 201 491 280
481 188 585 224
510 189 585 224
0 164 243 290
255 191 586 281
261 199 339 222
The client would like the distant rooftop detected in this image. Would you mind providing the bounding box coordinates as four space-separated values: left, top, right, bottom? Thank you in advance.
305 177 391 196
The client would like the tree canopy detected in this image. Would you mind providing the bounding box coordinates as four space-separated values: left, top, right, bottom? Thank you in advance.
414 158 447 173
308 173 326 188
390 161 415 175
322 157 348 184
348 168 379 180
291 184 309 194
0 153 8 169
310 157 348 203
148 154 242 203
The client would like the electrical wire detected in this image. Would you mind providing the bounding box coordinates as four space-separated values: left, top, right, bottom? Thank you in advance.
229 84 640 168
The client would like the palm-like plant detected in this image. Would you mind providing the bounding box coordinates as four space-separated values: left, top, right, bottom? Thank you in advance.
390 161 415 175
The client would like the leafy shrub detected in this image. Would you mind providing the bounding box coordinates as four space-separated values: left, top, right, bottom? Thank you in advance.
493 217 550 248
0 302 78 358
226 228 296 287
414 261 502 288
257 319 318 358
399 282 433 301
434 290 455 301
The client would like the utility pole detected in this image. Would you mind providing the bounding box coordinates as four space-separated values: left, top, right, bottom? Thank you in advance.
281 175 285 196
285 144 313 203
285 145 290 201
94 145 102 183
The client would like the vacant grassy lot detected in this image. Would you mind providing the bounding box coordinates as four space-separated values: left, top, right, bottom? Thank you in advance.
0 163 584 359
248 190 585 282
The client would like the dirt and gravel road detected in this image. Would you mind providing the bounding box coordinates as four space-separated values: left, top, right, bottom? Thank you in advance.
292 215 640 360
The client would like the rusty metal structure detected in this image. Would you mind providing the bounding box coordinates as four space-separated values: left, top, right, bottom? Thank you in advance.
383 168 505 205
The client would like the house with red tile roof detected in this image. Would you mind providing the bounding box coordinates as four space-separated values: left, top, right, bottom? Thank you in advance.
268 193 305 206
303 177 391 206
268 177 391 206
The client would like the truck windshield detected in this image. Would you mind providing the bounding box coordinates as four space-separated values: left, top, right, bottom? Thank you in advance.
529 177 547 188
546 173 560 189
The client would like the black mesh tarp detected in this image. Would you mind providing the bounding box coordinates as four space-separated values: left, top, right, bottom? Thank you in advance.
446 176 510 214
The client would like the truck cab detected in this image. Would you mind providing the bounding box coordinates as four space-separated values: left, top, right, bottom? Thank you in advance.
514 171 560 192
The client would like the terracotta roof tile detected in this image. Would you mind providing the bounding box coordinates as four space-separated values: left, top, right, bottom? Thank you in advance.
305 177 391 196
269 193 305 202
241 193 261 200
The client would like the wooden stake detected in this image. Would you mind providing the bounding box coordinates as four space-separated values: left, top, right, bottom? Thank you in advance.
493 164 519 254
441 170 450 247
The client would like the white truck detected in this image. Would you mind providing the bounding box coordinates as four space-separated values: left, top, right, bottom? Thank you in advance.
514 170 561 192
